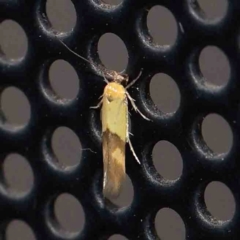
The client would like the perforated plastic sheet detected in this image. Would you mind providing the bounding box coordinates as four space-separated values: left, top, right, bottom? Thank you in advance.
0 0 239 239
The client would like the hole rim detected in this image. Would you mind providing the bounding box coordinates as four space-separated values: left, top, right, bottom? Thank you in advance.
39 59 81 106
188 46 231 93
136 4 180 53
0 86 31 133
187 0 229 25
138 71 181 121
154 207 186 240
45 0 77 34
0 153 34 200
194 181 235 227
91 0 124 12
142 141 182 188
97 32 129 72
45 193 85 239
5 219 36 240
0 19 28 65
151 140 183 181
149 72 181 115
42 126 82 173
190 113 233 161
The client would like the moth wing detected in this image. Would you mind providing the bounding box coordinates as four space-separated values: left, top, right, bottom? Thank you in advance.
102 130 125 198
101 95 127 198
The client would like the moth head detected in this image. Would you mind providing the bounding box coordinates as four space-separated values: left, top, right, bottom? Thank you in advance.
106 71 129 86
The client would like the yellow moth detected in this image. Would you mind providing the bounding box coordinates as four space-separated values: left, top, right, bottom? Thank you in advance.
91 71 149 198
58 40 150 198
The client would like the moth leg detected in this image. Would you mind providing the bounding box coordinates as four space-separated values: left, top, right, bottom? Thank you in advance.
126 111 140 164
126 91 150 121
98 94 104 99
127 136 141 164
126 69 143 89
90 98 103 109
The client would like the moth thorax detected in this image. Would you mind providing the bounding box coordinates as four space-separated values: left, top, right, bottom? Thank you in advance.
104 82 126 101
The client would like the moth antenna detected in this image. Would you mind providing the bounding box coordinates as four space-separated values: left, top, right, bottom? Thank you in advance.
126 69 143 89
119 69 125 74
58 38 92 65
103 75 109 84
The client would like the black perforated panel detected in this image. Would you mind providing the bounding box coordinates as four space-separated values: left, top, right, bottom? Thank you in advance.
0 0 238 239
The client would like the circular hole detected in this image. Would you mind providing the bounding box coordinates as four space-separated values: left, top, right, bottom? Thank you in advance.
6 220 36 240
0 87 31 129
152 141 183 180
150 73 180 114
109 234 128 240
2 154 34 196
108 174 134 207
49 60 79 100
46 0 77 32
51 126 82 169
54 193 85 234
201 114 233 154
155 208 186 240
98 33 128 72
199 46 230 87
197 0 228 21
0 20 28 60
204 181 235 221
147 6 178 46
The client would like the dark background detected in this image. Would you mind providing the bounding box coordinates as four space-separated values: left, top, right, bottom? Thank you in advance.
0 0 235 239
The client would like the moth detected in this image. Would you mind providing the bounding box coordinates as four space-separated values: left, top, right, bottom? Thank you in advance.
91 70 149 198
58 39 150 198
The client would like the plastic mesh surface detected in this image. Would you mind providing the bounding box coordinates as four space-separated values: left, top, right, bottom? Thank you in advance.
0 0 239 239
